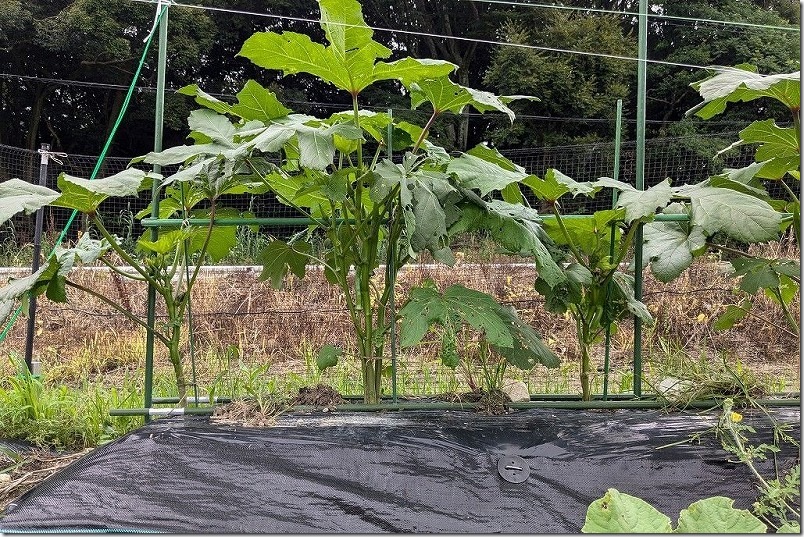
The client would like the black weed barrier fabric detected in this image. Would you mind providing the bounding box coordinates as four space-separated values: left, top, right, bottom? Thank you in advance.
0 408 799 533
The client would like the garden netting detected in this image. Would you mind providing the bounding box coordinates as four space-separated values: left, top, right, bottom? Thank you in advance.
0 408 799 533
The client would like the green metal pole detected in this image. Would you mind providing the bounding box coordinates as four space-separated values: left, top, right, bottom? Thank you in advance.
145 3 169 421
386 108 398 404
632 0 648 398
603 99 624 400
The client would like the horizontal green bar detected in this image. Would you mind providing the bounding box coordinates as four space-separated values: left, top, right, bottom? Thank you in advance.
141 217 319 227
141 212 792 228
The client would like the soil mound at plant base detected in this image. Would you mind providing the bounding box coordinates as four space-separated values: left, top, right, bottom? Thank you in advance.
292 384 346 407
0 408 798 533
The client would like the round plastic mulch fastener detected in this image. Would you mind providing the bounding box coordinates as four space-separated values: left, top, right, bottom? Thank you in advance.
497 455 530 483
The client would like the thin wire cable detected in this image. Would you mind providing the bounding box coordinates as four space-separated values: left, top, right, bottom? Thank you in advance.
463 0 800 32
126 0 715 70
3 72 758 125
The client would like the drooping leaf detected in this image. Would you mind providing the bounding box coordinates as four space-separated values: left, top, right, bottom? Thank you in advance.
375 160 456 264
52 169 152 213
447 153 528 196
611 272 653 325
689 66 800 119
596 178 673 223
316 344 342 371
187 109 236 147
0 179 60 225
231 79 291 122
582 488 672 533
451 201 565 288
399 283 558 369
257 240 311 289
686 185 782 243
177 84 233 115
643 220 707 282
491 306 560 369
675 496 766 533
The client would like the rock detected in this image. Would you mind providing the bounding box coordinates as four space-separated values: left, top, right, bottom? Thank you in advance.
502 380 530 403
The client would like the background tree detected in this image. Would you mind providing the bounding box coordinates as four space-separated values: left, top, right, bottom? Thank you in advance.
482 11 635 148
0 0 216 155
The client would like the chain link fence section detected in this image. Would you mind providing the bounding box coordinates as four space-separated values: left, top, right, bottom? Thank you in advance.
1 131 757 244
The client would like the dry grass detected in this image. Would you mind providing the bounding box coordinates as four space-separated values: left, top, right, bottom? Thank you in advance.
0 248 799 396
0 448 92 512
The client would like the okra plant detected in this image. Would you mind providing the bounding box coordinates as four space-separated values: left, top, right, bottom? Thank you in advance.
0 0 566 405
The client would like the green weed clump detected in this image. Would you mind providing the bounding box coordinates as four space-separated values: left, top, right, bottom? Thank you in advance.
0 365 141 450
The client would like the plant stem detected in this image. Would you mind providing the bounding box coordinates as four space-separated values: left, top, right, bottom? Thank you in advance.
412 109 439 154
551 205 584 264
352 94 363 169
99 258 147 282
90 215 157 286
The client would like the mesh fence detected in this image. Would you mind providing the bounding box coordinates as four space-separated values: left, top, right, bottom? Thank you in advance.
0 133 756 244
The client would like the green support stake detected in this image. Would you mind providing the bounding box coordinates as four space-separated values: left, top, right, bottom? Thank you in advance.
633 0 648 398
145 2 169 421
603 99 623 400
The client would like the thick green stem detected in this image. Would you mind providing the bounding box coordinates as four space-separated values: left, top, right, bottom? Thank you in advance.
770 288 801 335
167 326 187 406
352 94 363 169
90 215 158 287
577 313 593 401
412 109 439 154
552 205 584 264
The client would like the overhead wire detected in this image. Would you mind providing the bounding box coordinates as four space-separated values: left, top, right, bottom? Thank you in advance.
0 72 757 125
126 0 718 71
462 0 800 32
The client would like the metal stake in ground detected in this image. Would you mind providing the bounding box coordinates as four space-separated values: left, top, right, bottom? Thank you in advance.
24 144 53 375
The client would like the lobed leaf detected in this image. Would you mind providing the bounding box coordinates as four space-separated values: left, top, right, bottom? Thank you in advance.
689 66 800 119
582 489 672 533
409 76 523 122
52 169 152 213
685 185 782 243
596 178 673 223
231 80 291 122
257 240 311 289
675 497 766 533
0 179 60 226
239 31 351 92
525 169 599 202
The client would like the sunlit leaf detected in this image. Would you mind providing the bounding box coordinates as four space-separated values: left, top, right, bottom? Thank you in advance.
0 179 60 225
582 489 672 533
231 79 291 122
676 497 766 533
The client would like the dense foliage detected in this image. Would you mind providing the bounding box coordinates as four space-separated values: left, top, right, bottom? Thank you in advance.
0 0 797 155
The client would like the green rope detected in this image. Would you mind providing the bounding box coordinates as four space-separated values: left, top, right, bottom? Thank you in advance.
0 4 169 347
